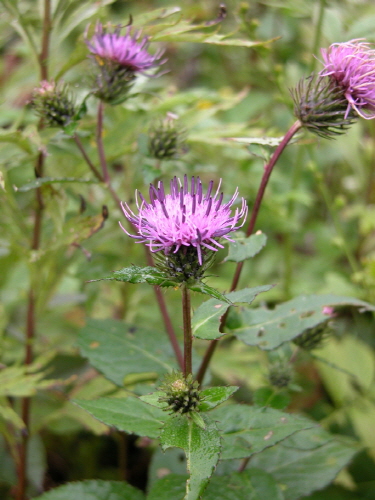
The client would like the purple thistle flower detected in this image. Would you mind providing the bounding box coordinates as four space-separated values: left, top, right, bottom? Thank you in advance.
320 39 375 119
120 176 248 266
86 22 166 75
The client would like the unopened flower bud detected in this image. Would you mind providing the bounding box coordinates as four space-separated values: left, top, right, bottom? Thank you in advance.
158 372 201 414
148 113 186 159
291 74 356 139
31 80 77 128
293 322 331 351
268 362 293 388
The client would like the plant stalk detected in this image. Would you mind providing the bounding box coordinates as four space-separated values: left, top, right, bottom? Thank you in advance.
17 2 51 499
196 120 302 384
182 285 193 377
73 133 104 182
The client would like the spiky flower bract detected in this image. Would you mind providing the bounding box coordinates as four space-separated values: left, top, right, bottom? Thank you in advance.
120 176 247 280
158 372 201 415
86 22 166 104
148 113 186 160
320 39 375 120
291 74 356 138
31 81 77 128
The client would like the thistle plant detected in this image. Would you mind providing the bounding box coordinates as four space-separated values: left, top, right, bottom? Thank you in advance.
4 3 375 500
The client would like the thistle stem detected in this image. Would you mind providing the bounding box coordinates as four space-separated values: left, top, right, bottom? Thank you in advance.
196 120 302 385
17 2 51 499
94 101 183 369
73 133 104 182
182 285 193 378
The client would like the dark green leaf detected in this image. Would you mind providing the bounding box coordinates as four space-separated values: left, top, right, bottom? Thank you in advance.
78 319 177 386
212 404 316 460
203 468 285 500
73 397 167 439
231 295 375 350
147 474 186 500
253 387 290 410
198 386 238 411
224 232 267 263
33 479 145 500
250 427 360 500
160 414 221 500
192 286 273 340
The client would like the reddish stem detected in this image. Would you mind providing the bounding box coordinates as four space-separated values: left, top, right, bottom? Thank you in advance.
196 121 302 385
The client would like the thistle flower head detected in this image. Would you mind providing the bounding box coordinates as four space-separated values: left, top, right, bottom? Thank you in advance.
86 22 165 74
120 175 248 270
320 39 375 119
31 80 77 128
85 22 166 104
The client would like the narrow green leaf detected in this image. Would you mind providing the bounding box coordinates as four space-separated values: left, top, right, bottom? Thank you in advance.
0 405 26 430
187 282 232 303
32 479 145 500
15 177 98 192
192 285 273 340
160 414 221 500
78 319 177 386
90 265 177 288
232 294 375 350
198 386 238 411
73 397 167 439
140 391 169 410
212 404 316 460
250 427 360 500
224 232 267 263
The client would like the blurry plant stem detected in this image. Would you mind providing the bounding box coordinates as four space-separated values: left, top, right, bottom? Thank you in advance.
315 170 360 273
95 101 183 370
73 133 104 182
283 147 305 299
182 285 193 377
365 120 375 204
196 120 302 385
310 0 326 72
17 2 51 500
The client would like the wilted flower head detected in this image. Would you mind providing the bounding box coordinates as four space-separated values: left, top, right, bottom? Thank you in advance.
320 39 375 119
120 176 247 276
85 22 165 104
31 80 77 128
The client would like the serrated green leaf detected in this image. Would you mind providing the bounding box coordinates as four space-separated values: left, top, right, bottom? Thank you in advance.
73 397 167 439
187 282 232 303
14 177 98 192
192 286 273 340
232 295 375 350
226 137 283 147
204 469 285 500
224 232 267 263
250 427 360 500
140 391 169 410
92 266 178 288
212 404 316 460
160 414 221 500
32 479 145 500
78 319 177 386
198 386 238 412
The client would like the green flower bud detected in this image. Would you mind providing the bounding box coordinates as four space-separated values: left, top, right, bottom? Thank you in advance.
31 81 77 128
148 114 186 159
158 372 201 415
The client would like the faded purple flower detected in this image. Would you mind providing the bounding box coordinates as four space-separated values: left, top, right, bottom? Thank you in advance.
120 176 248 265
320 39 375 119
86 22 166 75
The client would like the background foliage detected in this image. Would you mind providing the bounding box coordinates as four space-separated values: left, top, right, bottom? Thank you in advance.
1 0 375 499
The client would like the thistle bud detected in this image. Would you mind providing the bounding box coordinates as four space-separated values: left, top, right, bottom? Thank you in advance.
268 362 293 388
158 372 201 414
148 113 186 159
293 322 331 351
31 81 77 128
291 75 356 139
